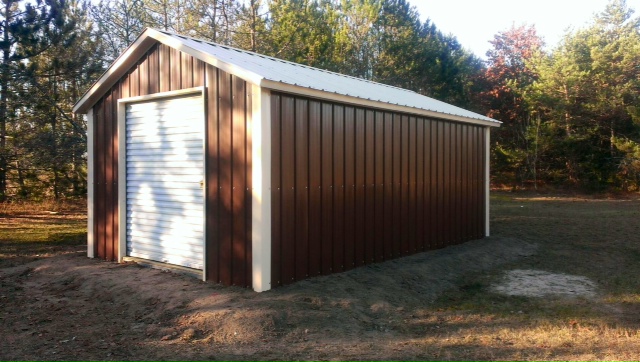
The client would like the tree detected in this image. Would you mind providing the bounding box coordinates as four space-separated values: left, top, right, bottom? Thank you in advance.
480 24 544 185
90 0 147 63
415 19 485 110
6 0 102 199
184 0 241 45
0 0 74 201
527 0 640 189
264 0 337 69
332 0 380 78
234 0 267 52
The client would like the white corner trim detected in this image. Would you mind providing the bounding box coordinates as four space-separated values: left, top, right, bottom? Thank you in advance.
86 109 95 258
485 127 491 237
251 85 272 292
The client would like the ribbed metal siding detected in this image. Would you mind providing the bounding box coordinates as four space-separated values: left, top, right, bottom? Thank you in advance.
91 42 252 287
271 92 487 287
125 95 204 269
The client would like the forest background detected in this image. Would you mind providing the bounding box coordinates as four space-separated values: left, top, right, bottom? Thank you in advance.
1 0 639 201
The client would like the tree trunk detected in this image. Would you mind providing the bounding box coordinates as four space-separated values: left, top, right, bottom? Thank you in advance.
0 1 11 201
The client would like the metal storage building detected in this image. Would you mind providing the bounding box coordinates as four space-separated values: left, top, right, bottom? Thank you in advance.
73 28 500 292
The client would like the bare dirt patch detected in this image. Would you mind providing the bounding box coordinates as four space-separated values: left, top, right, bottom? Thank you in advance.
1 237 535 361
492 269 597 298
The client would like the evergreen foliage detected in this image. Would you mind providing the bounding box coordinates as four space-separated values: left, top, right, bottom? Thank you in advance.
1 0 639 200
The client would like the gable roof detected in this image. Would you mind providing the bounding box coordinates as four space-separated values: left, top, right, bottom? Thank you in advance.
74 28 499 127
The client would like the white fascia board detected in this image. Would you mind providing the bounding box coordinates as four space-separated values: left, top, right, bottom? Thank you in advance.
86 109 95 258
251 84 272 292
260 80 501 128
73 35 157 114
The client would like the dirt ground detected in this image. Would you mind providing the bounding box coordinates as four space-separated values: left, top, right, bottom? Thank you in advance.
1 192 640 360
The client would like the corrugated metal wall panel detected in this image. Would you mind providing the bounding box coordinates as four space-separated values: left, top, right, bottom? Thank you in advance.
271 92 487 287
333 104 345 273
270 93 282 285
91 42 252 287
308 100 322 277
295 98 309 280
364 110 375 264
373 111 385 262
320 102 334 274
344 106 355 271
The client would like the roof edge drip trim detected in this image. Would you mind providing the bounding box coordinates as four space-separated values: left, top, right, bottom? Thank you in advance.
72 34 156 113
261 80 501 127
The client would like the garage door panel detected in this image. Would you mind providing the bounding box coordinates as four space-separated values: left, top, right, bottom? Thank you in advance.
126 98 202 113
126 94 204 271
126 140 202 150
126 160 205 169
126 174 202 184
126 167 204 177
127 223 204 237
127 206 204 219
125 132 203 144
125 192 205 208
126 192 203 205
127 185 202 197
126 231 203 249
126 153 203 163
125 216 202 229
124 249 202 270
126 128 202 139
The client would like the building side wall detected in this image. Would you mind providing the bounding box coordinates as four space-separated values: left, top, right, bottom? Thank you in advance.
91 42 252 287
270 92 486 287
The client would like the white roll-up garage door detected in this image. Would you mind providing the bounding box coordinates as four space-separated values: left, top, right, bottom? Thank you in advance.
125 94 204 270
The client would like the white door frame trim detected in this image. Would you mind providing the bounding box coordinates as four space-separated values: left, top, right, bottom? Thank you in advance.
117 87 207 280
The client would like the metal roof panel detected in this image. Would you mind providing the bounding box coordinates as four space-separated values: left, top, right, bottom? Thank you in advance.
160 30 498 124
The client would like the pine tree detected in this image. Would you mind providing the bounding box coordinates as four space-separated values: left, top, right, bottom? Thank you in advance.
0 0 71 201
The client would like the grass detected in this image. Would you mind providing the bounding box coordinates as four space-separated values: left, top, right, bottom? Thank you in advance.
0 200 86 267
424 192 640 359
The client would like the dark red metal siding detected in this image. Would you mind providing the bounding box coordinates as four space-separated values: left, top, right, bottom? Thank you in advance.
271 92 487 287
90 42 252 287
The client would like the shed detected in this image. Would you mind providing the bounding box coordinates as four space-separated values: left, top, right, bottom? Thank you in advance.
73 28 501 292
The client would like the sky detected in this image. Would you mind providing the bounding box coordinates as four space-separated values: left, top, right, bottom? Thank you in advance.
412 0 640 58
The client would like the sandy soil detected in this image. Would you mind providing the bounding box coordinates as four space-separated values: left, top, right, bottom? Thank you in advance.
0 236 536 361
492 269 597 298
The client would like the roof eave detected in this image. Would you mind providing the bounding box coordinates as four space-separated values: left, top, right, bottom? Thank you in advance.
260 79 501 127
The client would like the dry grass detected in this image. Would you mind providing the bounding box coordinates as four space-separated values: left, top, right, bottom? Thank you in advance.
422 192 640 360
0 200 86 268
